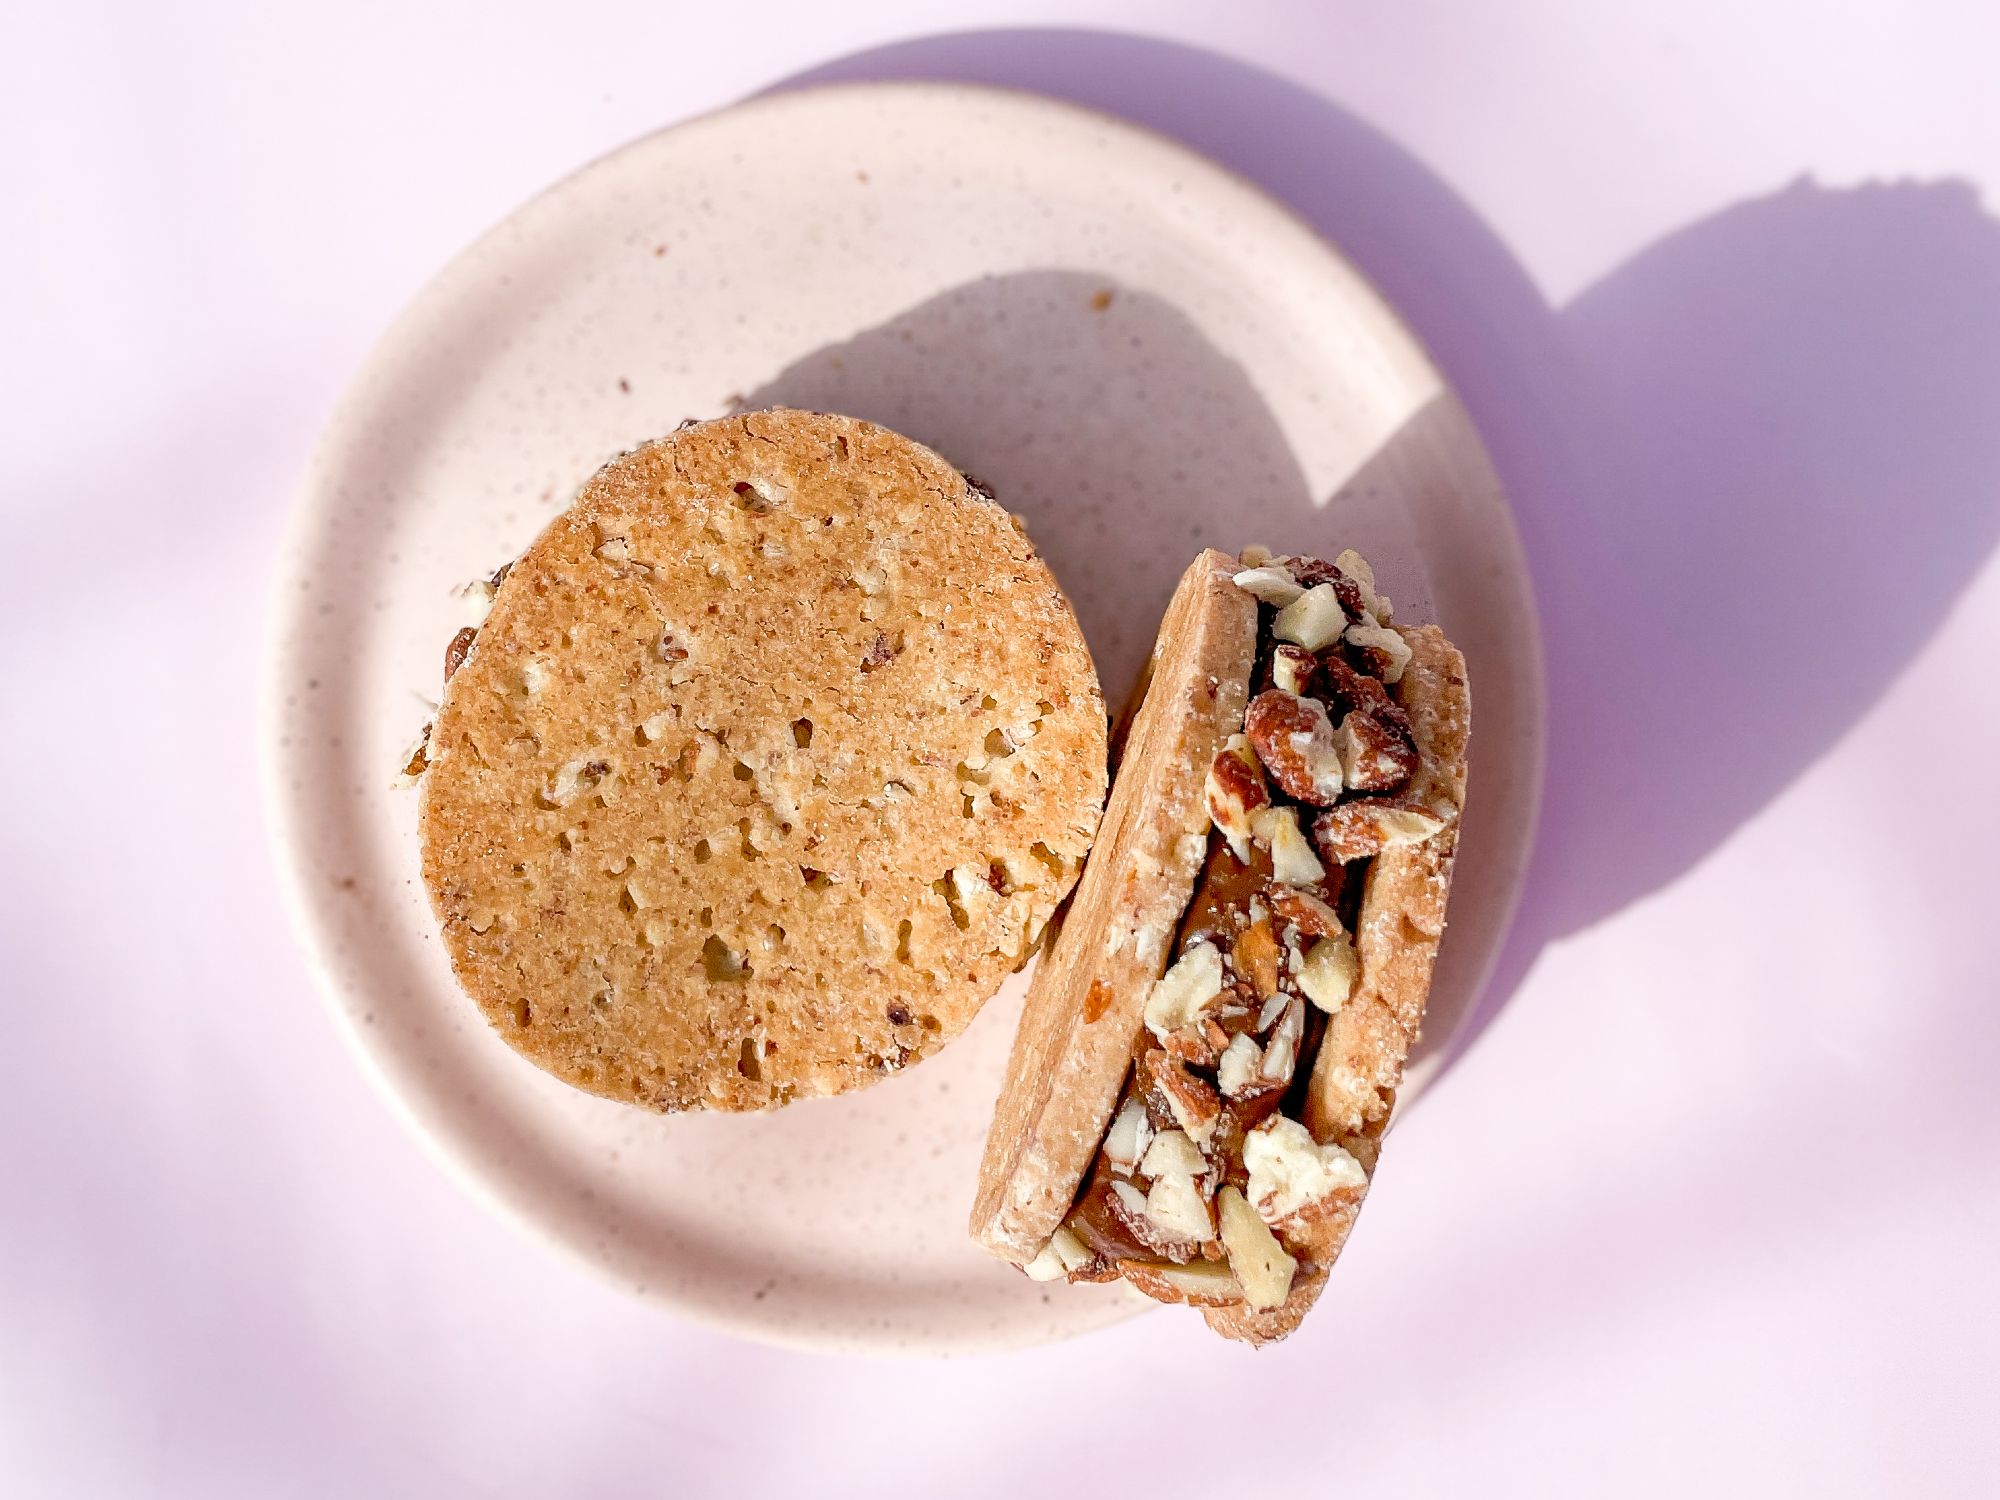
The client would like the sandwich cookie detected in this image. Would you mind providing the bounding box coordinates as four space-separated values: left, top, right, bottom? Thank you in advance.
971 546 1469 1344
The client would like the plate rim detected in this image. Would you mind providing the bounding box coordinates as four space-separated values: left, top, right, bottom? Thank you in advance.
257 77 1547 1355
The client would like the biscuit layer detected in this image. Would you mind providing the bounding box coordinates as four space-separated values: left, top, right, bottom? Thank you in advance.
419 410 1105 1110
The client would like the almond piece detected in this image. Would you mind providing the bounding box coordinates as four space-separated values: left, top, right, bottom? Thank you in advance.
1313 651 1401 721
1049 1226 1094 1272
1260 996 1305 1086
1022 1239 1070 1281
1216 1032 1264 1098
1268 643 1317 696
1140 1127 1208 1181
1143 941 1226 1039
1297 933 1359 1014
1345 622 1413 684
1332 709 1419 793
1333 549 1390 623
1244 1115 1369 1225
1119 1258 1244 1307
1232 565 1306 608
1255 991 1290 1033
1103 1096 1155 1174
1205 733 1270 863
1273 583 1351 652
1149 1049 1222 1146
1267 884 1343 937
1163 1023 1220 1070
1251 805 1326 888
1145 1170 1216 1244
1218 1184 1298 1310
1232 918 1284 999
1311 798 1451 864
1107 1179 1195 1260
1243 690 1345 805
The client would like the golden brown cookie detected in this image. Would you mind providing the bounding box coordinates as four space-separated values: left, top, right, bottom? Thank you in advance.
418 410 1106 1111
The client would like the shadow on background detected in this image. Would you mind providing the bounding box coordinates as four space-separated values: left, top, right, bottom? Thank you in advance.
781 31 2000 1067
1544 178 2000 936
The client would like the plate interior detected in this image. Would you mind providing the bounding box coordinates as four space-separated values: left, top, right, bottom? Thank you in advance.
261 82 1543 1354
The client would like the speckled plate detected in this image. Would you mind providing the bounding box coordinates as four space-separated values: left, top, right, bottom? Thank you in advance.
259 81 1543 1355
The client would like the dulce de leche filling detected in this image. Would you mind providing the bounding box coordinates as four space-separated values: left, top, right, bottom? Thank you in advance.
1022 548 1449 1311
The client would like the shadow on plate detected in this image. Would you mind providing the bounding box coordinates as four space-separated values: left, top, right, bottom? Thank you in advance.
739 270 1324 712
777 30 2000 1072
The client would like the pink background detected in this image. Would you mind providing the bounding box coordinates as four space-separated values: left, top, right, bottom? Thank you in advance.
5 3 1998 1494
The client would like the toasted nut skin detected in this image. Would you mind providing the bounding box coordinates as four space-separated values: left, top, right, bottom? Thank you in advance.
1346 622 1413 683
1147 1047 1222 1145
1289 556 1371 623
1312 652 1401 722
1267 884 1343 937
1332 709 1420 793
1232 918 1284 999
1118 1258 1244 1307
1267 643 1317 696
1164 1024 1220 1070
444 626 478 684
1205 734 1270 862
1311 798 1451 864
1243 690 1345 805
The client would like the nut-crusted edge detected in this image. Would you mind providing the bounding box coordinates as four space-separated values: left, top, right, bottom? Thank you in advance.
970 551 1259 1262
1201 624 1470 1344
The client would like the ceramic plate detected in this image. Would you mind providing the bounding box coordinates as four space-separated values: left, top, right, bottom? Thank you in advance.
260 82 1544 1354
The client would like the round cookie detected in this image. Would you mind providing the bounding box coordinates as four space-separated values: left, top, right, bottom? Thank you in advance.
418 410 1107 1111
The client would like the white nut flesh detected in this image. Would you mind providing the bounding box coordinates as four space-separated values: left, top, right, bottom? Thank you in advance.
1244 1115 1369 1224
1297 933 1360 1014
1022 1239 1069 1281
1216 1032 1264 1097
1260 996 1305 1085
457 578 497 624
1253 806 1326 887
1232 566 1305 608
1219 1184 1298 1310
1143 941 1226 1039
1050 1226 1093 1272
1205 733 1269 864
1103 1096 1155 1174
1269 644 1316 695
1145 1170 1216 1243
1344 622 1413 684
1273 583 1350 652
1141 1127 1207 1181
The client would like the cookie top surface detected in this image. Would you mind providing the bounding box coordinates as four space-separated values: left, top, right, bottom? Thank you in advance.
418 409 1106 1110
